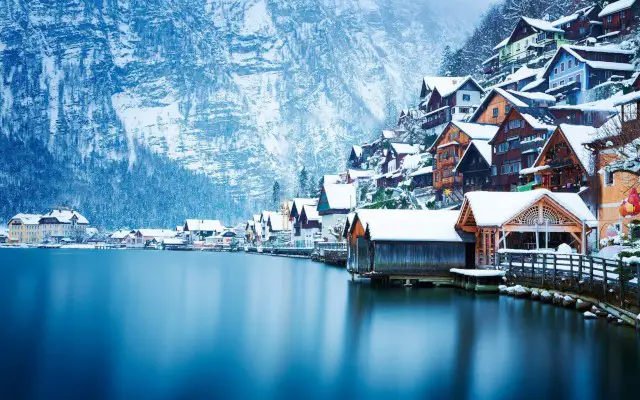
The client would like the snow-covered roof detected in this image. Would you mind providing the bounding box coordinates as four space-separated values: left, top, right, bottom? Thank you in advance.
323 174 342 184
391 143 420 155
268 212 290 232
322 183 356 210
354 209 471 243
462 190 597 227
252 214 261 223
451 121 499 140
9 213 42 225
482 53 499 65
351 145 363 157
552 5 598 27
293 198 318 214
598 0 636 18
493 66 541 89
550 93 620 112
260 211 276 223
184 219 223 232
613 90 640 106
508 90 555 103
422 76 467 97
110 229 132 240
567 44 635 55
544 45 634 79
521 79 547 92
493 37 509 50
469 87 529 123
461 140 492 169
162 238 186 245
382 130 397 139
409 165 434 177
137 229 177 238
557 124 599 172
522 16 565 33
520 109 556 131
41 209 89 225
301 204 321 221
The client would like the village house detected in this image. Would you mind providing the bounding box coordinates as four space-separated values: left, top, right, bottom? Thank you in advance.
544 45 634 105
549 96 619 127
456 190 597 266
489 107 557 192
520 124 600 220
259 211 276 243
245 220 256 243
39 209 90 243
429 121 499 203
420 76 485 137
127 229 177 249
7 214 42 244
108 229 132 247
599 0 640 39
348 145 365 168
491 66 543 92
376 143 420 188
455 140 493 193
183 219 224 242
584 91 640 238
409 166 434 189
267 212 291 245
496 17 570 74
345 209 475 279
290 198 318 246
298 204 322 247
317 183 356 242
551 4 603 42
469 87 555 125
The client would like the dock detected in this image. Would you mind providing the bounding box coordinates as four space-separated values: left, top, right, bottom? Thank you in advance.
450 269 506 293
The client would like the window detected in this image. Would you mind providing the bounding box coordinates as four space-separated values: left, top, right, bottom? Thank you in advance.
608 15 612 23
576 74 581 83
492 107 499 117
505 104 512 114
605 170 614 186
585 112 593 125
554 67 558 75
553 83 558 88
565 23 570 29
620 10 626 18
560 79 565 86
568 59 572 69
568 77 573 83
497 142 509 153
537 32 545 42
579 27 586 35
560 62 565 72
462 94 471 101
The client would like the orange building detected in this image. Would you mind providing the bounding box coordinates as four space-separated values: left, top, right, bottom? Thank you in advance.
428 121 498 203
469 87 555 125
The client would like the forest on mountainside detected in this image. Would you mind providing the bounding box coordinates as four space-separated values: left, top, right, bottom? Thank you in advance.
439 0 606 77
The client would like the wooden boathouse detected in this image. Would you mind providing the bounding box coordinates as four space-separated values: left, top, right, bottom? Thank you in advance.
345 209 475 282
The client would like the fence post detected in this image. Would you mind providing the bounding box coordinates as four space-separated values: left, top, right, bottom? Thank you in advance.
578 255 583 286
531 253 535 280
553 254 557 290
508 253 513 275
589 257 594 290
618 259 624 307
569 255 574 286
637 263 640 308
542 254 547 287
603 260 608 303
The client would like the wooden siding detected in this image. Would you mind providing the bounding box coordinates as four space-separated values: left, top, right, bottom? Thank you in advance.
534 127 590 193
601 4 640 35
432 124 471 192
472 93 514 125
370 241 469 275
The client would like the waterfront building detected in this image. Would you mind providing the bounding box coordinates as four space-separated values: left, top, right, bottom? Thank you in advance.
183 219 224 242
317 183 356 242
456 190 597 266
543 45 634 105
290 198 318 246
345 209 474 278
7 214 42 244
127 229 177 249
39 209 89 243
298 205 322 247
108 229 133 247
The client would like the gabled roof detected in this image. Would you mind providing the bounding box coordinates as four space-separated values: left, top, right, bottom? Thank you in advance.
347 169 375 179
489 107 556 145
301 204 321 221
521 17 565 33
382 130 397 139
184 219 223 232
552 5 599 27
469 87 529 123
291 198 318 218
556 124 599 172
268 212 290 232
542 45 634 79
352 209 472 243
493 37 509 51
422 76 467 97
319 183 356 211
323 174 342 184
428 120 498 153
351 145 363 158
459 190 597 228
409 165 434 177
40 209 89 225
9 213 42 225
598 0 636 18
390 143 420 156
110 229 133 240
455 140 492 172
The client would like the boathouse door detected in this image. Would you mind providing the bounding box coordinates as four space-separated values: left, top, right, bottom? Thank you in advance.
357 237 371 274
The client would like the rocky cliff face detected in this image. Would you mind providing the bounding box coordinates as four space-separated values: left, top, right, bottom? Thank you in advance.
0 0 477 225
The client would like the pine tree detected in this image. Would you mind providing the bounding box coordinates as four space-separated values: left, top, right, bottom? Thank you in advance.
299 167 309 198
272 180 281 208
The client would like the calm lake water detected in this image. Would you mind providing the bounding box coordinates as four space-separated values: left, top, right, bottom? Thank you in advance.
0 249 639 399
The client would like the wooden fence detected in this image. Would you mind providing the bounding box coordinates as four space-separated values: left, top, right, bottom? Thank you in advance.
499 251 640 311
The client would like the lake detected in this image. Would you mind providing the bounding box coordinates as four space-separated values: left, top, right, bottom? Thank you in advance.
0 249 638 399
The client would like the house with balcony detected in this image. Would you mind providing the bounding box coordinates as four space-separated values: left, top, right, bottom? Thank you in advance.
420 76 485 137
469 87 555 125
544 45 634 105
376 143 420 188
497 17 570 74
599 0 640 40
551 4 603 42
549 95 619 127
489 107 556 192
429 121 499 203
455 140 493 194
520 125 598 210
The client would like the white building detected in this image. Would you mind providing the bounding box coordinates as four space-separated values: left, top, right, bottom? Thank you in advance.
317 183 356 242
38 209 89 243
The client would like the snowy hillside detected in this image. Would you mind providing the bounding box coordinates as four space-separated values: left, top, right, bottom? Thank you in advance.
0 0 484 226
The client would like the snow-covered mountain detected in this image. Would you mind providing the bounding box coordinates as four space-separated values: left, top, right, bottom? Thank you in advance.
0 0 482 225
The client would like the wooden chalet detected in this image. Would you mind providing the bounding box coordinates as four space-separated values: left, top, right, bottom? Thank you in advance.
348 145 365 168
409 166 433 188
492 66 542 92
469 87 554 125
521 124 598 198
420 76 485 133
551 5 603 42
489 107 556 192
346 209 475 279
456 190 597 266
429 121 498 203
599 0 640 39
544 45 634 105
455 140 493 193
376 143 420 188
549 97 618 128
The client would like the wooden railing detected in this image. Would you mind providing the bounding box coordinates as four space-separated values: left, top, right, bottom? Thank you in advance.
499 251 640 311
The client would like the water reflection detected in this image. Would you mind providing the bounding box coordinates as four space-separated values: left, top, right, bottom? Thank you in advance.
0 249 638 399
